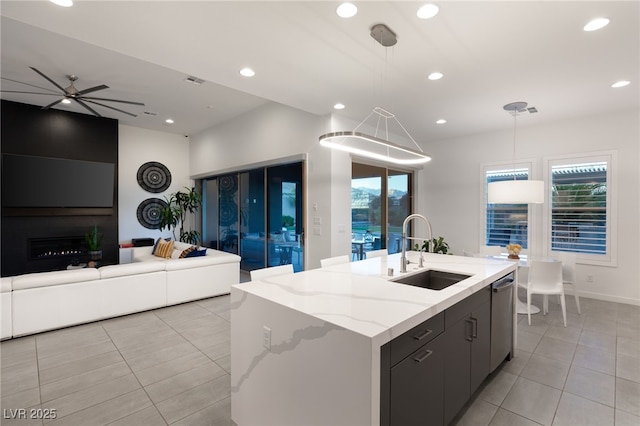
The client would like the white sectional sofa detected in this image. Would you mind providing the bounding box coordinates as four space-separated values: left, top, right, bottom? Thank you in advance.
2 243 240 339
1 277 11 340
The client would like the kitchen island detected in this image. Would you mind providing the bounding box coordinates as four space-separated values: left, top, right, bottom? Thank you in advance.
231 252 517 426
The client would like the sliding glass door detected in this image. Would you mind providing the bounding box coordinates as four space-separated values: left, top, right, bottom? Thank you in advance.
267 163 304 271
202 162 304 272
352 163 412 256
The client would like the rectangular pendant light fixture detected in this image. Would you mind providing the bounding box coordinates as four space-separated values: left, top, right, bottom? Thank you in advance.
488 180 544 204
487 101 545 204
319 131 431 165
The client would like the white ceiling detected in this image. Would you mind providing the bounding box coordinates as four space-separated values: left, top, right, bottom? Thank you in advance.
1 1 638 146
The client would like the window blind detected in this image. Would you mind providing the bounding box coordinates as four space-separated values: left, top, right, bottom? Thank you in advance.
551 162 607 254
485 168 529 249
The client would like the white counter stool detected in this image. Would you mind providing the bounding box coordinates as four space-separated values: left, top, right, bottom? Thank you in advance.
320 255 350 268
364 249 387 259
250 264 294 281
527 260 567 327
556 251 580 314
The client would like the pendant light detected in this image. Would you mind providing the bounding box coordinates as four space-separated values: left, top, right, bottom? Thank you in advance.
319 24 432 165
487 102 544 204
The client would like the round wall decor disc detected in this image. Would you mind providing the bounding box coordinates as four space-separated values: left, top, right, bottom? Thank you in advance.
137 198 168 229
137 161 171 193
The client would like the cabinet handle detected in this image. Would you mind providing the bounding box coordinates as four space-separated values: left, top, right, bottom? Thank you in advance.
471 317 478 339
465 319 474 342
413 349 433 363
413 328 433 341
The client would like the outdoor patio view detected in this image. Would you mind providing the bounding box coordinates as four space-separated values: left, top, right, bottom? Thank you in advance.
351 163 411 259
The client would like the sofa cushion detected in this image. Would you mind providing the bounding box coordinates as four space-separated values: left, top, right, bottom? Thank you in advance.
0 277 12 293
164 256 225 271
185 248 207 258
99 262 165 279
13 268 101 291
172 241 193 252
179 246 196 258
152 237 172 255
154 239 174 258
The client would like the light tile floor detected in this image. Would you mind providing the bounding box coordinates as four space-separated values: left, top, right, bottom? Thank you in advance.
1 286 638 426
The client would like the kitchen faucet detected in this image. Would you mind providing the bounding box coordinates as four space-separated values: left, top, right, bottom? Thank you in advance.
400 214 433 273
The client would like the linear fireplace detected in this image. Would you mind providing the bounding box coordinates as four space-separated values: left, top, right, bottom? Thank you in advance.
28 236 87 262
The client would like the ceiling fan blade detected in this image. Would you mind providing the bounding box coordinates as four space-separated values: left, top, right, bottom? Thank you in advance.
1 77 61 94
83 99 138 117
30 67 66 93
76 84 109 96
0 90 62 96
74 98 101 117
80 96 145 106
42 98 65 109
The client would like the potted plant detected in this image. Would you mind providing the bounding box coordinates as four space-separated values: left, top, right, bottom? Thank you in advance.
85 225 103 261
415 236 451 255
160 187 203 244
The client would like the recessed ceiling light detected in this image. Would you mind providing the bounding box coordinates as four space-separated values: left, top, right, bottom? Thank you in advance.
436 119 447 124
428 72 444 81
417 4 439 20
239 67 255 77
611 80 630 88
584 17 610 32
336 2 357 19
61 98 71 104
165 119 174 124
50 0 73 7
333 103 346 110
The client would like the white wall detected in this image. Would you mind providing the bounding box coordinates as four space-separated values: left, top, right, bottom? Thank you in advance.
189 102 352 269
118 125 191 242
418 109 640 305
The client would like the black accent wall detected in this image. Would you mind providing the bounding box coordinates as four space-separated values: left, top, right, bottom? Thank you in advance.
1 100 119 276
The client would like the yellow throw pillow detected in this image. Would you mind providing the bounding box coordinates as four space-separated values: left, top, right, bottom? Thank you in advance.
154 239 174 259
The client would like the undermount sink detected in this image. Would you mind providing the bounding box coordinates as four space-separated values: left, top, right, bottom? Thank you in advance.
391 269 472 291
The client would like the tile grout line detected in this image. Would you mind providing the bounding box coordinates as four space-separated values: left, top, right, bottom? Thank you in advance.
99 319 170 426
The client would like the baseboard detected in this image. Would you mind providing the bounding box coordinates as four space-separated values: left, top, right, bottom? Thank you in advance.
574 290 640 307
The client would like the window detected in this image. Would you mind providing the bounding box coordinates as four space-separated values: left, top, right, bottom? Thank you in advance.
202 161 305 272
546 153 615 265
352 163 412 255
483 165 532 250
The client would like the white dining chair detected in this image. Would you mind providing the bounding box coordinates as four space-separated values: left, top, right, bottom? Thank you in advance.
250 264 294 281
527 260 566 327
320 255 350 268
364 249 387 259
462 250 477 257
479 245 502 256
555 251 581 314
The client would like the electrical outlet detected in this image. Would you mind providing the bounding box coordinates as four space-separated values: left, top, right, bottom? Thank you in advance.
586 275 594 283
263 326 271 350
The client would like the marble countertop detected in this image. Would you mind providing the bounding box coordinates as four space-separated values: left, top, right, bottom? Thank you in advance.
232 252 517 347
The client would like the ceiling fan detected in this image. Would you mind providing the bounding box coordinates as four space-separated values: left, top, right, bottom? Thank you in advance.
1 67 145 117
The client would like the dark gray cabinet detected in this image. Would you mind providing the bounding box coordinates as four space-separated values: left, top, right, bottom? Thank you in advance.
381 312 445 426
380 285 492 426
443 285 491 425
390 333 445 426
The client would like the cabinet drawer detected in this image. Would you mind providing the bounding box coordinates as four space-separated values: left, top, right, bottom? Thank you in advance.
390 311 444 366
445 285 490 328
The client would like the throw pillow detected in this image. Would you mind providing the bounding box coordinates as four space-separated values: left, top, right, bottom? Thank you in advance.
154 239 174 258
179 246 197 258
185 248 207 258
151 237 171 255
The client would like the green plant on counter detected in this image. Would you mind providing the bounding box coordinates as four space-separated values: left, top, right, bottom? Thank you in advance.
414 236 450 255
85 225 103 251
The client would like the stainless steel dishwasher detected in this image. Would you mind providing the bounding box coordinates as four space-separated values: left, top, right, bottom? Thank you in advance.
490 271 515 372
